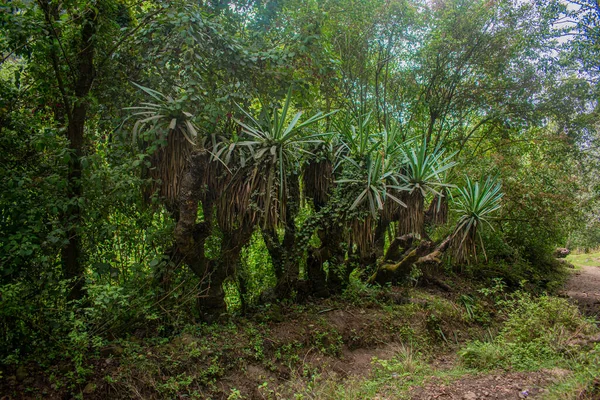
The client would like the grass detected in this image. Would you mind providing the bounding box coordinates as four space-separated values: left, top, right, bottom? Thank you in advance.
5 280 599 399
566 252 600 268
305 290 600 400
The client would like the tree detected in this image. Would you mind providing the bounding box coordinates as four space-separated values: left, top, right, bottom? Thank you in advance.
1 0 163 298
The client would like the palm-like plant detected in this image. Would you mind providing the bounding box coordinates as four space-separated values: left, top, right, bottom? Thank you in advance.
126 83 200 209
333 115 411 255
338 152 406 217
334 112 379 164
233 88 334 228
398 140 456 235
339 152 408 256
128 82 199 145
451 176 503 264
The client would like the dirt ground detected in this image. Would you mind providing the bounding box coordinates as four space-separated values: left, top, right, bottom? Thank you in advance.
408 266 600 400
563 264 600 319
410 368 572 400
3 268 598 400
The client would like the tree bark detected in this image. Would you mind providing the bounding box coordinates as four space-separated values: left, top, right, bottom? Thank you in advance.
369 234 453 285
42 3 97 300
173 151 223 320
261 174 301 299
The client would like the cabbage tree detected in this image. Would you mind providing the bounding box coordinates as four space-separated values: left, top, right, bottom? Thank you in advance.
451 176 503 264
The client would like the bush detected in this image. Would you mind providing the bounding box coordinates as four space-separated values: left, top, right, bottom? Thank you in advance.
459 292 597 371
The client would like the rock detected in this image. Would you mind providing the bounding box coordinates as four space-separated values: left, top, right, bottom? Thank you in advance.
100 344 124 358
82 382 96 394
15 365 27 382
463 391 477 400
554 248 570 258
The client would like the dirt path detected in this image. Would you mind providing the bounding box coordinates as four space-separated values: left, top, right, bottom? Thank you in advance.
563 264 600 318
410 369 571 400
408 266 600 399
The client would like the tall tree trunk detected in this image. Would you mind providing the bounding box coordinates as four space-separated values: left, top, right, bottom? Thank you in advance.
173 151 221 320
306 220 346 297
276 174 300 297
40 2 97 300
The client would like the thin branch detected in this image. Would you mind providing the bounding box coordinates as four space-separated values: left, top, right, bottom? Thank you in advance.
97 9 162 71
36 0 77 82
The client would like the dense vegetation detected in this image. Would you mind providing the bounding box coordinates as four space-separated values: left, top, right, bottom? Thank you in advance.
1 0 600 398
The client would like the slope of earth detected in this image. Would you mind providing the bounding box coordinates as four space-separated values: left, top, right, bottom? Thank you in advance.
564 253 600 318
2 269 599 400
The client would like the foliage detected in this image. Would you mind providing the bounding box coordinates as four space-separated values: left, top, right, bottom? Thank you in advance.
451 176 503 264
0 0 599 397
459 292 597 371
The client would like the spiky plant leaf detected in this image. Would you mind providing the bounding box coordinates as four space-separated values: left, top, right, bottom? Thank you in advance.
397 140 456 235
451 176 503 264
126 82 200 208
233 87 336 228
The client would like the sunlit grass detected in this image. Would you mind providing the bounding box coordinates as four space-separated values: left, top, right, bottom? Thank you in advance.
566 252 600 268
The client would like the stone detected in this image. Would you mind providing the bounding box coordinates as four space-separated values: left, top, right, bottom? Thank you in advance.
553 248 570 258
463 391 477 400
82 382 96 394
15 365 27 382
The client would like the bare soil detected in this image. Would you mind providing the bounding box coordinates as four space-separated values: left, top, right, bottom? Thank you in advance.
410 369 571 400
406 267 600 400
563 265 600 319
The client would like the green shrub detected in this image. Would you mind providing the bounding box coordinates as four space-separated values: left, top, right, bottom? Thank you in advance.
459 292 597 371
499 293 594 348
459 341 505 370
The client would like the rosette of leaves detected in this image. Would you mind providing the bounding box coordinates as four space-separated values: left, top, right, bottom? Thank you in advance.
337 151 407 255
398 140 456 236
451 176 503 264
126 82 200 209
233 88 334 228
334 112 379 162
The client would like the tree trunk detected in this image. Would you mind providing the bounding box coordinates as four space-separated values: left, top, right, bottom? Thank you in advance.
261 174 301 299
369 235 452 285
55 5 97 300
173 151 223 320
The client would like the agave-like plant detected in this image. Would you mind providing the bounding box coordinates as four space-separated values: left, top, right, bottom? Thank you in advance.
334 112 379 164
127 82 199 145
398 140 456 235
126 82 200 209
233 88 335 228
333 115 414 252
451 176 503 264
338 152 406 218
